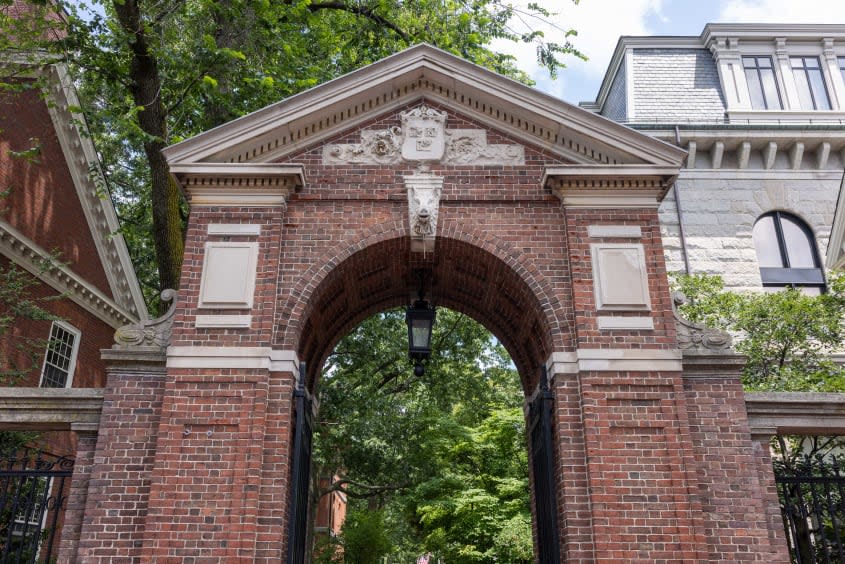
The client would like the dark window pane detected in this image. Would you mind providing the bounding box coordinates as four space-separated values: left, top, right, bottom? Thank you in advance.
753 215 783 267
781 216 817 268
792 57 831 110
41 365 67 388
808 69 831 109
746 68 767 109
744 57 782 110
794 73 815 109
760 69 782 109
839 56 845 85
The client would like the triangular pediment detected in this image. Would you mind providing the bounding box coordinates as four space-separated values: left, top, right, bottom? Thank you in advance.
162 44 685 170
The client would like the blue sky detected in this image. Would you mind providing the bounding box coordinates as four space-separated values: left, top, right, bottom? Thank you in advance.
493 0 845 105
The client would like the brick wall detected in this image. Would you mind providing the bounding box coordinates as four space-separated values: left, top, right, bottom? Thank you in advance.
0 81 113 296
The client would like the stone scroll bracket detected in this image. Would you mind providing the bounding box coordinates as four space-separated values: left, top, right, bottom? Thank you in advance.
112 289 178 351
405 171 444 255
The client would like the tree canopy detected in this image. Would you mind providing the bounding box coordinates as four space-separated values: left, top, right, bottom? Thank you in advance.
312 308 532 563
673 271 845 392
2 0 583 309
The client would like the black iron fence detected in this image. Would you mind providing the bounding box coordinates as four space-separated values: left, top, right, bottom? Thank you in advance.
775 448 845 564
0 448 74 563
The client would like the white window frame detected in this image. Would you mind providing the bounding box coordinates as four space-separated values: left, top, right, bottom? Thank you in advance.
38 321 81 388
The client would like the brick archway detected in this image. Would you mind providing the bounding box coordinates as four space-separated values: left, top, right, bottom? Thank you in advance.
288 231 562 393
75 46 793 564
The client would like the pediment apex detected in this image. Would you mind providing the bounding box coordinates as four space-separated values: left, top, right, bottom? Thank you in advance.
162 44 686 170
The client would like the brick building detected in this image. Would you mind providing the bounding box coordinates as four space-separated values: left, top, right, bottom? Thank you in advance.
0 54 146 557
581 23 845 293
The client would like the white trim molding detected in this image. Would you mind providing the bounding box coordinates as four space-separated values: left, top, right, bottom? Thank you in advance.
544 165 680 206
169 163 305 206
596 316 654 330
0 219 137 328
46 64 148 319
545 349 683 377
194 315 252 329
161 44 687 171
166 346 300 377
587 225 643 238
207 224 262 236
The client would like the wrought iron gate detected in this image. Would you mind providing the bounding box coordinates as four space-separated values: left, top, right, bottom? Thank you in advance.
287 363 313 564
775 451 845 564
528 367 561 564
0 448 74 563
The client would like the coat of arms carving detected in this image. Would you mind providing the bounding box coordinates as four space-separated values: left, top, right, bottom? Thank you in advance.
399 105 446 161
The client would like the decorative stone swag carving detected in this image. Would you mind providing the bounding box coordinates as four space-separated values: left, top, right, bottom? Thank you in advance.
672 291 732 351
113 289 177 349
322 105 525 166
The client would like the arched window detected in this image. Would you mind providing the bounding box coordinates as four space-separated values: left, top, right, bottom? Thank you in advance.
752 211 825 293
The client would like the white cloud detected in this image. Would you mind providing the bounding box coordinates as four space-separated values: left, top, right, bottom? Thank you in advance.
491 1 666 100
719 0 845 22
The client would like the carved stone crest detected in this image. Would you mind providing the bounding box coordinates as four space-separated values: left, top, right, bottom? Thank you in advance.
322 106 524 166
400 105 446 161
405 172 444 253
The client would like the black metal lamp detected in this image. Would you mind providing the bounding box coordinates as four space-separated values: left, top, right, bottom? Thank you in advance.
406 272 436 376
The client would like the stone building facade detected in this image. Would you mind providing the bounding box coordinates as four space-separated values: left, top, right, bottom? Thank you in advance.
581 23 845 293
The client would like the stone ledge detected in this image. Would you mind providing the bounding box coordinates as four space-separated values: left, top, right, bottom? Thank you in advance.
746 392 845 436
0 387 104 431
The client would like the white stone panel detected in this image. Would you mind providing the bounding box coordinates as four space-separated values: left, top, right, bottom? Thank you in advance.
590 243 651 311
195 315 252 328
596 316 655 330
207 224 261 236
587 225 643 239
198 242 259 309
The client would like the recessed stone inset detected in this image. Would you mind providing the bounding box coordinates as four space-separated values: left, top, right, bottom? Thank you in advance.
590 243 652 311
198 242 259 309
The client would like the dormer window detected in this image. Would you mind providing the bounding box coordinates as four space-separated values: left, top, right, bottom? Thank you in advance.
752 211 825 294
743 56 782 110
790 56 831 110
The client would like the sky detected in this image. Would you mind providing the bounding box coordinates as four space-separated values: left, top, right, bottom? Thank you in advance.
493 0 845 105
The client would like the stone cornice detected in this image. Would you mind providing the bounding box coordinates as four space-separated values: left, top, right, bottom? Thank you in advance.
0 387 103 432
544 165 679 205
161 44 686 171
745 392 845 436
45 64 148 319
0 219 136 328
166 346 301 379
702 23 845 45
170 163 305 206
546 349 683 376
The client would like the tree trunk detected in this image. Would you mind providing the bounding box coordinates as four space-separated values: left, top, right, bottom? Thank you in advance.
112 0 184 300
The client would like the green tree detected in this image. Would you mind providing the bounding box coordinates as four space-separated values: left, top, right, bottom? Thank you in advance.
313 308 532 562
673 271 845 392
3 1 584 307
